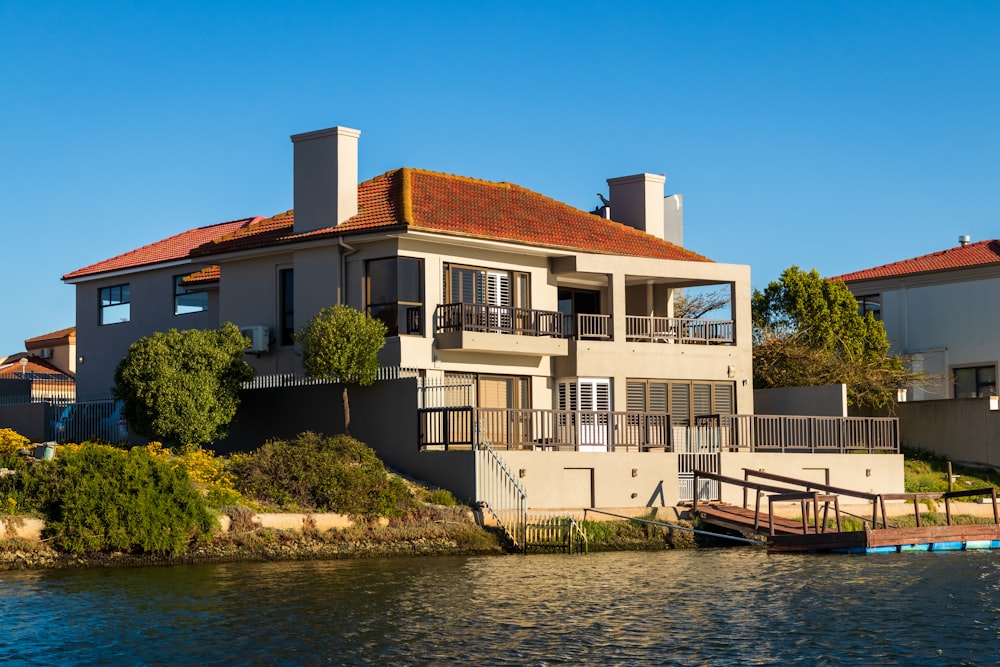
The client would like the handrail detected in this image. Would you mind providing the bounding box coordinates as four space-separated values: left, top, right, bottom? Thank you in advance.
476 441 528 551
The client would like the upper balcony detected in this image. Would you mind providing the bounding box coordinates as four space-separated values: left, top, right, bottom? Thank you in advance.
572 314 735 345
434 303 569 357
433 303 735 356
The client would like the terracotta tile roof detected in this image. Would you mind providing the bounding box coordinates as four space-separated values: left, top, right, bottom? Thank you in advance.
196 169 709 262
181 265 220 285
0 354 73 380
24 327 75 349
63 218 260 280
835 240 1000 282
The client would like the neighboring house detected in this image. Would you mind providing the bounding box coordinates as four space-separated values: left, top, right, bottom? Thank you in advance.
835 237 1000 402
0 327 76 404
61 126 900 518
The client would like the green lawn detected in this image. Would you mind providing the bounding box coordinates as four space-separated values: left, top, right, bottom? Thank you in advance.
903 448 1000 494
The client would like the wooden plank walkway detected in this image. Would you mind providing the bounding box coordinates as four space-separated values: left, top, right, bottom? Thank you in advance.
691 468 1000 553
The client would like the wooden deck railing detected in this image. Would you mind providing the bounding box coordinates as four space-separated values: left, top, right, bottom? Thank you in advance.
435 303 565 337
713 414 899 453
418 407 671 452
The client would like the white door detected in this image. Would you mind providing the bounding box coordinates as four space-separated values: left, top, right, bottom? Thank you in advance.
558 378 610 451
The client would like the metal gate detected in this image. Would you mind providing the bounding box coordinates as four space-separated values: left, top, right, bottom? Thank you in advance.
677 415 721 501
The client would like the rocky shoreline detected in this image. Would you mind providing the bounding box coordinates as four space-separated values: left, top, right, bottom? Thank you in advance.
0 506 714 571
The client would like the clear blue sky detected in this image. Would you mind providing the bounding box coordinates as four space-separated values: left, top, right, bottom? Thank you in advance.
1 1 997 356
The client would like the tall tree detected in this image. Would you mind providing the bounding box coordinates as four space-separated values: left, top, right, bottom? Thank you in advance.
752 266 914 409
298 305 388 435
113 323 255 447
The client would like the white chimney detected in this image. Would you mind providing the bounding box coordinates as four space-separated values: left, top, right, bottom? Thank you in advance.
663 193 683 247
606 173 666 239
291 126 361 234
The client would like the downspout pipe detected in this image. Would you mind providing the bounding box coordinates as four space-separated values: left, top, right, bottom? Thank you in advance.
338 237 357 305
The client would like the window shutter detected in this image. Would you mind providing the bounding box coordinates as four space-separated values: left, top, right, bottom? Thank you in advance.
693 384 712 416
713 384 734 415
671 384 690 425
627 382 646 412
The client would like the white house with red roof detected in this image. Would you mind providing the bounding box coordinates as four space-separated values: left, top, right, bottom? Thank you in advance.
60 125 902 515
836 236 1000 402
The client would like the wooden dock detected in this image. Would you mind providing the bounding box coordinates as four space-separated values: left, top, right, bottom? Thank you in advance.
691 469 1000 554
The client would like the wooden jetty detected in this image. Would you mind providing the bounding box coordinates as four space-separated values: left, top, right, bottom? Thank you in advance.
691 469 1000 554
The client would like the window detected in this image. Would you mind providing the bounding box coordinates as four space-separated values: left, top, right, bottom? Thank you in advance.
856 294 881 320
626 379 735 425
99 284 130 325
444 264 529 308
174 275 208 315
279 268 294 346
367 257 423 336
953 365 996 399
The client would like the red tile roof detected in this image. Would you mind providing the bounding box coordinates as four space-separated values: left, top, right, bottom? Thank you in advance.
0 354 73 380
196 169 709 262
68 168 711 280
24 327 75 349
834 240 1000 282
63 218 260 280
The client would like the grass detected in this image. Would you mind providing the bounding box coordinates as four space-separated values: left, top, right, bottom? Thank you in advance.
903 448 1000 495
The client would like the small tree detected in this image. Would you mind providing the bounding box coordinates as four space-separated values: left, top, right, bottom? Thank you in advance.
752 266 916 409
113 323 254 447
298 305 387 435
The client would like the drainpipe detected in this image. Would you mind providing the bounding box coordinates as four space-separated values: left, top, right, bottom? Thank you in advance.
338 237 357 305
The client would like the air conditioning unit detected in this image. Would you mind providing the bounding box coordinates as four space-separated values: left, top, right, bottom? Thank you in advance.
239 326 270 353
39 348 53 359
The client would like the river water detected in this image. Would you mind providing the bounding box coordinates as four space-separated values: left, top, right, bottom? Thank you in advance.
1 548 998 666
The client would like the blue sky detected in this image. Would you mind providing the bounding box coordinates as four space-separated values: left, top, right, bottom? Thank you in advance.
1 1 997 356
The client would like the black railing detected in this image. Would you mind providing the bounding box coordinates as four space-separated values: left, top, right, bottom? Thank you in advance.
435 303 565 337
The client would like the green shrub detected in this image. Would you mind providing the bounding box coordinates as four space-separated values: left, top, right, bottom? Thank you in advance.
425 488 458 506
24 443 215 554
0 429 30 456
231 432 415 519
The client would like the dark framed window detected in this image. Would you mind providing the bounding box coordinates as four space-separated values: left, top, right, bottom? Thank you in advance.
279 268 294 346
856 294 881 321
99 284 130 325
953 365 996 399
443 264 529 308
367 257 423 336
174 275 208 315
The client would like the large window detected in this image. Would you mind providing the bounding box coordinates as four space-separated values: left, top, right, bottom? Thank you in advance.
174 275 208 315
279 268 294 346
626 379 735 425
99 284 130 325
367 257 423 336
953 365 996 399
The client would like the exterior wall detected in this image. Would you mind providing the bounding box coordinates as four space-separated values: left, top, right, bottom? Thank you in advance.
719 452 904 504
847 269 1000 401
896 397 1000 468
754 384 847 417
217 252 298 376
74 263 220 399
497 450 680 509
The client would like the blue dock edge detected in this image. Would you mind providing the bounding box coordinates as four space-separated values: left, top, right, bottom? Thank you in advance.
834 539 1000 554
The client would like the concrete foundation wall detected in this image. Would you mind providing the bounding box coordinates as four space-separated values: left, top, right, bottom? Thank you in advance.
895 397 1000 468
496 451 680 509
719 452 904 504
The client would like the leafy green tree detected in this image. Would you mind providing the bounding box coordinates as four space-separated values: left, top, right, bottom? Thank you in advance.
752 266 914 409
113 323 255 447
298 305 387 435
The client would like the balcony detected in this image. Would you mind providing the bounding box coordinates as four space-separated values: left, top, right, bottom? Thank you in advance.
434 303 568 356
625 315 733 344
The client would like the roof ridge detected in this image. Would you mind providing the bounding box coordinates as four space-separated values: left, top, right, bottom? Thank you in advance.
836 238 1000 281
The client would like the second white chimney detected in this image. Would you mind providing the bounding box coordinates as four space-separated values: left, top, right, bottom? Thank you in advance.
607 173 666 239
291 126 361 234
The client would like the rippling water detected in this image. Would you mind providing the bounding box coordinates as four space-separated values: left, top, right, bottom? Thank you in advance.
1 549 999 665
